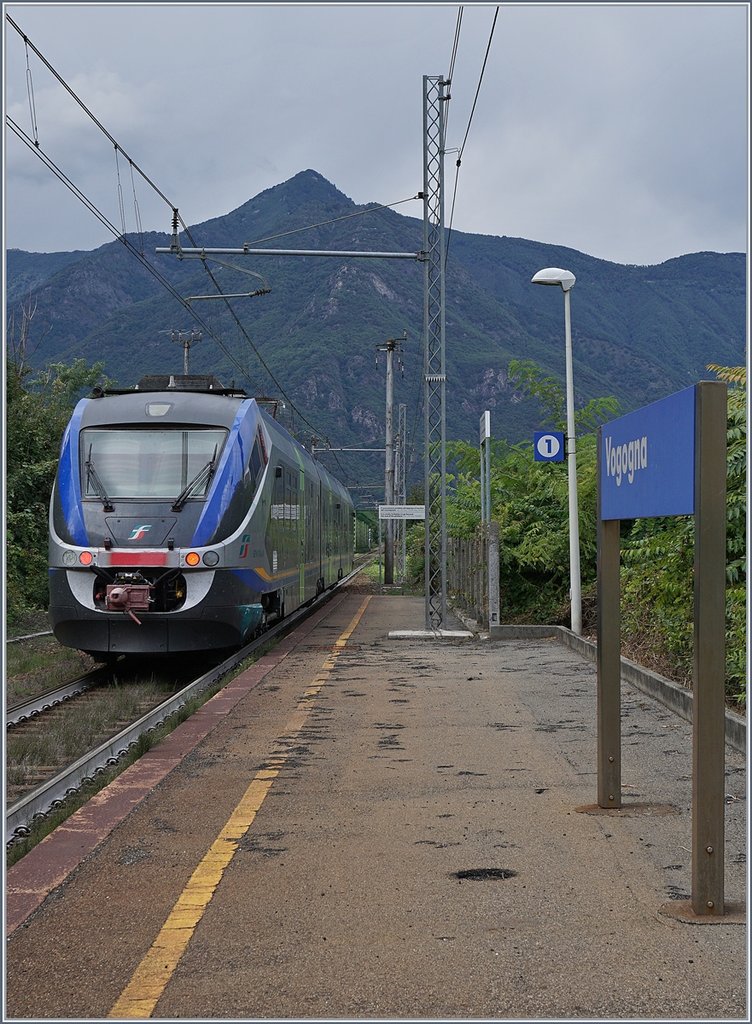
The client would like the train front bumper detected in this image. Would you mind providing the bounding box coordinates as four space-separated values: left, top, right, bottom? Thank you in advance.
48 568 264 655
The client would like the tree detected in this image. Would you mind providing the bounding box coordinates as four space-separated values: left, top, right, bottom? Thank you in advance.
440 361 618 621
439 360 745 705
620 365 747 703
6 346 109 620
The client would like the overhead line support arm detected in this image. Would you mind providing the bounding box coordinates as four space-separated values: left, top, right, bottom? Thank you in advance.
157 246 423 260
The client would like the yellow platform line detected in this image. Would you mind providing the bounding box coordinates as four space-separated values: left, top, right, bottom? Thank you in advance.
109 596 370 1019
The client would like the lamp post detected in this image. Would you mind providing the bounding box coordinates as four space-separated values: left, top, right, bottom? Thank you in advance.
531 267 582 635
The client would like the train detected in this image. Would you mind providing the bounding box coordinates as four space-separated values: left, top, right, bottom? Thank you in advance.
48 374 354 659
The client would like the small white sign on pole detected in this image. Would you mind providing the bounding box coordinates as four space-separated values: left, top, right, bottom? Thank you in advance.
379 505 426 520
480 410 491 444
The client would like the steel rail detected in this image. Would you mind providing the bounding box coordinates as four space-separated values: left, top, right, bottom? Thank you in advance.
7 670 110 728
6 631 54 644
6 567 364 844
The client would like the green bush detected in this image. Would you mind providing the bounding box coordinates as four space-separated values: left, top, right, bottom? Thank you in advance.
6 356 108 622
438 361 746 706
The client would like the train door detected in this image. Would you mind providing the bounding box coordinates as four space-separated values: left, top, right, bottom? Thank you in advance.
317 478 324 594
267 462 284 576
338 501 346 581
297 464 305 606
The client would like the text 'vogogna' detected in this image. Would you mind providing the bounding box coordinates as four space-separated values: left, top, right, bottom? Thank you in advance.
604 434 648 487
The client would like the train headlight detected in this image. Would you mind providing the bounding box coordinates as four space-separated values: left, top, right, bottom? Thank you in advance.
62 551 77 566
79 551 94 566
202 551 220 567
184 551 201 567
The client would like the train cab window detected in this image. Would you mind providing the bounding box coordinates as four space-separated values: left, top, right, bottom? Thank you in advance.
80 427 226 499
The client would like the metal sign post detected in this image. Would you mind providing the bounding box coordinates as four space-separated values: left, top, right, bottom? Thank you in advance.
691 382 728 915
597 381 728 917
480 411 491 523
595 479 622 810
396 403 407 582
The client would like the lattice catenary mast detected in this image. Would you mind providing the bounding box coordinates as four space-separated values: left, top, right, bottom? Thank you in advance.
422 75 448 629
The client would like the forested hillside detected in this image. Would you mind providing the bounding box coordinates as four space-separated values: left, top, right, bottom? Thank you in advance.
6 172 746 700
7 169 745 487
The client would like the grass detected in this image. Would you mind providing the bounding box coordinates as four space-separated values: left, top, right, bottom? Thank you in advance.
5 638 96 705
358 560 423 595
361 561 384 583
6 680 177 772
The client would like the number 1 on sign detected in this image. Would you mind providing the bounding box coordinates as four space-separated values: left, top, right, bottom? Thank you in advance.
536 434 561 459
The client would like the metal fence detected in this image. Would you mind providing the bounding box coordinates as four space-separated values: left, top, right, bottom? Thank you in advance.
447 522 500 629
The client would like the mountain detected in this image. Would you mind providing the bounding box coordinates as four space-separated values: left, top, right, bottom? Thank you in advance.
6 169 746 493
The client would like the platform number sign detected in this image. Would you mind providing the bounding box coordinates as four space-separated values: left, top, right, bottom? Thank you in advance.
534 431 565 462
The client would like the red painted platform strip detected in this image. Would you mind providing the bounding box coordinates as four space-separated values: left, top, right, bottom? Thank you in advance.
5 594 348 936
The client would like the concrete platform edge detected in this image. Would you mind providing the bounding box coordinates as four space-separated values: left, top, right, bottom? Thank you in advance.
388 629 474 641
488 624 746 755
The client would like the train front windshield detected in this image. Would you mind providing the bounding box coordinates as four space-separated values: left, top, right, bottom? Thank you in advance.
80 427 227 500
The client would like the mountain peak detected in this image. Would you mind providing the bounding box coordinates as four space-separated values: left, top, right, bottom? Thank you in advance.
178 169 355 245
253 169 354 208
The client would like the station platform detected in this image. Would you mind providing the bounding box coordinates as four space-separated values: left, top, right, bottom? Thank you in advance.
5 589 747 1020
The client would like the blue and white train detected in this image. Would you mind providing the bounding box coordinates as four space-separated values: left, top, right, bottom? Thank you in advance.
48 375 354 658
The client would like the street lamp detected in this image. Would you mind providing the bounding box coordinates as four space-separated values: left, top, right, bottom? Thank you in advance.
531 267 582 635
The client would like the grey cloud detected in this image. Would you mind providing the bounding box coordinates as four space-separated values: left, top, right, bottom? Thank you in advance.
3 4 747 264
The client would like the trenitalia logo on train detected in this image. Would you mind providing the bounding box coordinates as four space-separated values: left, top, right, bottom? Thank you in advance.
48 374 355 661
128 524 153 540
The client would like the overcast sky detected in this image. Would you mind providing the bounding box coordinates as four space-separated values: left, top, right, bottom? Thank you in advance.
3 2 749 266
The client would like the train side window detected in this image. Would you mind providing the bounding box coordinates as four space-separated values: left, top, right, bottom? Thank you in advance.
249 440 263 482
257 428 268 465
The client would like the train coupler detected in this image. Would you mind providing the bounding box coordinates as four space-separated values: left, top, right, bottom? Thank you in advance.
105 583 154 625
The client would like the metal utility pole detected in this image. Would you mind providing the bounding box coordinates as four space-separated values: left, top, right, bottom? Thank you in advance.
377 333 405 584
422 75 448 628
171 330 202 374
396 402 408 581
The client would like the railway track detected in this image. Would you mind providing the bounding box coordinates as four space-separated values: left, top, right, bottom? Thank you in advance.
5 665 195 812
7 668 111 728
6 567 365 848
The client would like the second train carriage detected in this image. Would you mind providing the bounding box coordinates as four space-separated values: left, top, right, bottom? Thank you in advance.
48 375 354 658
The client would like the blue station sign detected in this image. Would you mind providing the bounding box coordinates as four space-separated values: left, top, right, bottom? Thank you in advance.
600 385 696 521
534 431 565 462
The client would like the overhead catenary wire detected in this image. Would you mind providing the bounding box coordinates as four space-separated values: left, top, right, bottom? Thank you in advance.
24 35 39 146
6 15 260 383
6 14 421 475
445 6 464 137
457 6 499 162
11 108 337 449
245 195 422 248
129 160 145 254
114 146 127 237
11 110 344 457
6 13 176 211
5 17 346 453
448 7 464 82
6 116 257 388
7 15 288 415
445 5 499 266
